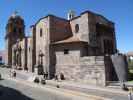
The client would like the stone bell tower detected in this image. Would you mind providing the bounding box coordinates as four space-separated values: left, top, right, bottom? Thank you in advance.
5 12 25 66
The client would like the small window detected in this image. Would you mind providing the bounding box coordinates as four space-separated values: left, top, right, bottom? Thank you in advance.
75 24 79 33
64 49 69 54
40 28 43 37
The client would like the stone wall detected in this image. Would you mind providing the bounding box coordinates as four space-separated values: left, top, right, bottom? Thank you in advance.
56 54 106 86
31 25 36 72
95 15 116 54
20 39 27 69
11 38 27 70
5 39 10 65
35 17 50 74
49 16 72 43
27 37 32 72
70 13 89 42
54 43 107 86
69 12 116 55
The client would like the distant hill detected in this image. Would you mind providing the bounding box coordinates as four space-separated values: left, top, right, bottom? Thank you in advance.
127 51 133 56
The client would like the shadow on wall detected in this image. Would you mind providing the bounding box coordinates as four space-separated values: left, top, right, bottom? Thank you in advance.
0 85 34 100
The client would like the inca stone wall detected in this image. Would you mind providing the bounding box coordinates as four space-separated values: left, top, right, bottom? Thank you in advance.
56 52 106 86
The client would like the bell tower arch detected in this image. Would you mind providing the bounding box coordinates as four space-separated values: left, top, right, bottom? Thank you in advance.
5 12 25 66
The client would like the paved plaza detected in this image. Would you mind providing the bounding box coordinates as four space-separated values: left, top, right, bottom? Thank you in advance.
0 79 74 100
0 67 130 100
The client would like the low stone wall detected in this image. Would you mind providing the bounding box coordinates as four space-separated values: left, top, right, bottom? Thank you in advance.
56 56 106 86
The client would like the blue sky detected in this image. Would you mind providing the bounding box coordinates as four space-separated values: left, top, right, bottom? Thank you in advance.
0 0 132 53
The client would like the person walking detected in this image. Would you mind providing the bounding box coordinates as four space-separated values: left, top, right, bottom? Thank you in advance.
128 87 133 100
55 74 58 81
13 70 16 78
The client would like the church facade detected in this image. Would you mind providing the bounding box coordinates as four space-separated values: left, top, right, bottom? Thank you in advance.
5 10 117 86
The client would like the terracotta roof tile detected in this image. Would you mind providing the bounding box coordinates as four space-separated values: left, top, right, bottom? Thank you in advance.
52 35 85 44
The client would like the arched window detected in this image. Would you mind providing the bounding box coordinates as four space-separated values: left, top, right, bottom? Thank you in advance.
75 24 79 33
40 28 43 37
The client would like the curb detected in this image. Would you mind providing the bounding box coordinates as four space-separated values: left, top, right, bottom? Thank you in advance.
46 80 128 96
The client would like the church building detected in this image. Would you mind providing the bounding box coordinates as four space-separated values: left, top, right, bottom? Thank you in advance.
5 10 118 86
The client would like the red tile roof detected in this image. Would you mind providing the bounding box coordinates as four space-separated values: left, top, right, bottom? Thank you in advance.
52 35 85 44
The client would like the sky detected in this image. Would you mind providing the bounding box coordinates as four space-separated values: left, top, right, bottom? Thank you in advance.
0 0 132 53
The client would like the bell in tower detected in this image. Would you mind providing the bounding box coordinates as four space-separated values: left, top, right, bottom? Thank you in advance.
5 11 25 66
67 10 75 20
